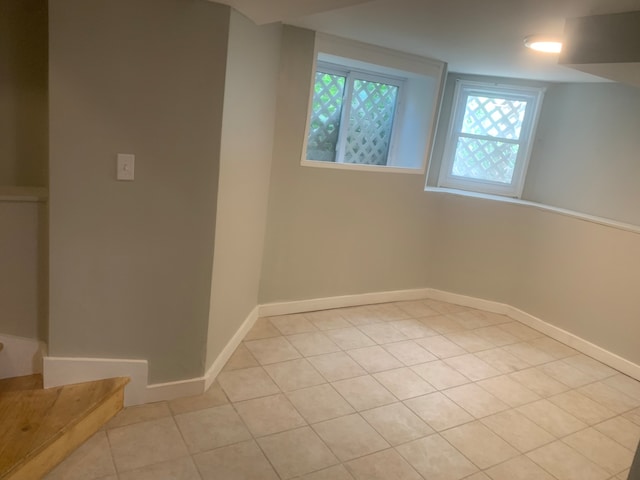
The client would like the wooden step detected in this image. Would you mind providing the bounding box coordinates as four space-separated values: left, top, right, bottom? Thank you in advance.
0 374 129 480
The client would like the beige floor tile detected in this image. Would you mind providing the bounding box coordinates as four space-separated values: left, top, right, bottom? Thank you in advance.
563 428 634 475
549 390 616 424
313 413 390 461
383 340 437 366
618 469 631 480
396 434 478 480
415 335 467 359
625 407 640 426
45 431 116 480
527 441 610 480
477 311 513 326
579 382 640 414
508 368 569 397
244 337 302 365
605 374 640 399
360 402 433 445
340 306 383 326
217 366 280 402
527 337 578 359
269 314 318 335
307 352 367 381
448 310 492 329
174 404 251 453
223 343 259 371
286 384 354 423
107 401 171 429
345 448 422 479
299 465 355 479
477 375 540 407
286 332 341 357
332 375 396 411
347 345 404 373
465 473 491 480
444 383 509 418
264 358 326 391
373 367 435 399
498 323 543 341
563 354 617 380
107 417 189 472
594 416 640 451
538 360 598 388
442 421 519 469
421 315 467 334
444 354 501 381
325 327 376 350
517 399 587 437
404 392 474 431
446 331 495 353
367 303 412 321
411 360 470 390
502 342 555 366
193 440 279 480
244 317 282 340
258 427 338 479
305 310 351 330
484 455 555 480
357 323 408 344
424 300 468 315
118 456 201 480
475 348 531 374
389 319 438 339
394 300 440 318
481 410 555 453
168 382 228 415
234 393 306 437
472 326 519 347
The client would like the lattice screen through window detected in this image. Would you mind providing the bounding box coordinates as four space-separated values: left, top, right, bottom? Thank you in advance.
452 95 528 184
306 69 401 165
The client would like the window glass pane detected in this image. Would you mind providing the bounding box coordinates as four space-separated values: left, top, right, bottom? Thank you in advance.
451 137 519 184
461 95 527 140
344 79 398 165
307 72 346 162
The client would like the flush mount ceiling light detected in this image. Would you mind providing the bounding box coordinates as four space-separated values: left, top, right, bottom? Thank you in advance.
524 35 563 53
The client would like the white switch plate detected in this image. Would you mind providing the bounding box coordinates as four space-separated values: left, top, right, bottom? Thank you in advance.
117 154 135 181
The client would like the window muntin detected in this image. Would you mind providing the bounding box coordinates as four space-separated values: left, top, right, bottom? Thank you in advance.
438 81 545 197
306 63 402 167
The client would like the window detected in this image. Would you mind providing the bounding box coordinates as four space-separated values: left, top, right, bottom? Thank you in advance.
306 64 402 166
438 80 545 197
301 33 447 174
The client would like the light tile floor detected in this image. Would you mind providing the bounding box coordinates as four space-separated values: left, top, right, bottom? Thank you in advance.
45 299 640 480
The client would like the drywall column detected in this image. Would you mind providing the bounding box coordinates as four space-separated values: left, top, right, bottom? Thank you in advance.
205 12 281 369
48 0 230 383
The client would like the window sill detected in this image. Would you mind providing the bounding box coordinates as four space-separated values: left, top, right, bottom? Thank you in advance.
425 186 640 236
301 159 425 175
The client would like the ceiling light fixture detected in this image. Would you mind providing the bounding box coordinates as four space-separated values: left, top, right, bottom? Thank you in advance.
524 35 563 53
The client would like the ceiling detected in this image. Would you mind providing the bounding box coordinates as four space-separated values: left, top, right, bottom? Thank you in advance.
217 0 640 83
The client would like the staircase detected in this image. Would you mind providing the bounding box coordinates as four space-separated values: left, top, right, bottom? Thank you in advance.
0 374 129 480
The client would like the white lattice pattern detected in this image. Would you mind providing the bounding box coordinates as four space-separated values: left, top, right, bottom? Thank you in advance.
452 137 519 184
344 79 398 165
306 72 345 162
462 95 527 140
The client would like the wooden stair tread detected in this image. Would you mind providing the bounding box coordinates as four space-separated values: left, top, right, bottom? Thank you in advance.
0 376 129 479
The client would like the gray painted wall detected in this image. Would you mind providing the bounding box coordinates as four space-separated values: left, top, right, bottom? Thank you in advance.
259 26 436 304
48 0 229 383
0 0 48 187
206 12 281 368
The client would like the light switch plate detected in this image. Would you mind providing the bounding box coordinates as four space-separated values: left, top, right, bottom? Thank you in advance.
117 154 135 181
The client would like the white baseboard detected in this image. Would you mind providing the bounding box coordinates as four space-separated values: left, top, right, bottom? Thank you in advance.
0 333 47 379
41 288 640 405
43 356 148 406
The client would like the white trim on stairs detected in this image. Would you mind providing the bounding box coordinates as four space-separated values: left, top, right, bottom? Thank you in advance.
0 333 47 380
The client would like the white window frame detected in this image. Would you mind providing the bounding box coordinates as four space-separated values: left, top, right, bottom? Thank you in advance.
310 62 405 166
438 80 545 197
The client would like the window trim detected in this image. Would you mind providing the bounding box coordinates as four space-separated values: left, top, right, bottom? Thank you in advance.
437 80 545 197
